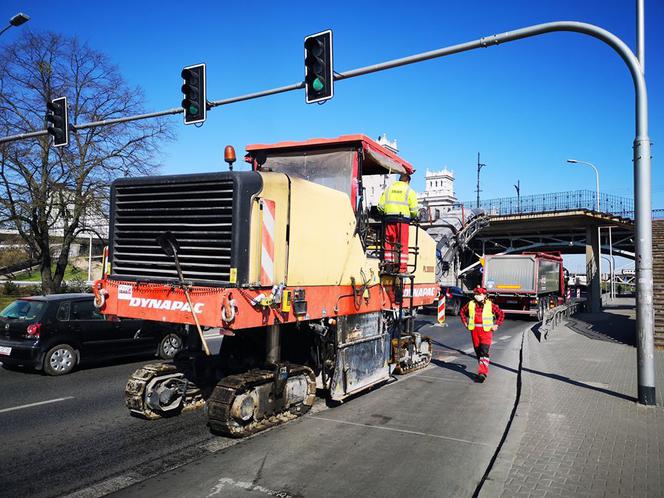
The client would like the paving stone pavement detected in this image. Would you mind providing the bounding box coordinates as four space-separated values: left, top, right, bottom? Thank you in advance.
483 298 664 498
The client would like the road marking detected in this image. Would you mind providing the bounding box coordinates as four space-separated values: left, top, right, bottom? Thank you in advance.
498 335 512 341
0 396 74 414
208 477 294 497
435 354 458 362
310 415 490 447
463 347 475 354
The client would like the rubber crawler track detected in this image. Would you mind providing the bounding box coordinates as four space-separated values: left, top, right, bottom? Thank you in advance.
207 365 316 438
124 362 204 420
393 337 433 375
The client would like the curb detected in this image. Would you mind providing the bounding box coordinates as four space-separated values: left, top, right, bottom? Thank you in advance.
477 323 533 498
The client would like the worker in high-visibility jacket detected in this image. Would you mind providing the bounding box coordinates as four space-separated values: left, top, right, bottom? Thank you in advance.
459 286 505 383
377 173 419 273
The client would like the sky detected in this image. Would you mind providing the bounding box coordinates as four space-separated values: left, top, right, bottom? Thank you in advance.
3 0 663 272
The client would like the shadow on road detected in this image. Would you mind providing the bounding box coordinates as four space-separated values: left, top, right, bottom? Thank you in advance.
431 339 519 377
432 333 637 403
566 313 636 347
521 365 637 403
430 358 476 381
525 327 636 402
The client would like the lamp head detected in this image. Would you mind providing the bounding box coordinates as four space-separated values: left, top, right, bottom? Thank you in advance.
9 13 29 26
566 159 578 164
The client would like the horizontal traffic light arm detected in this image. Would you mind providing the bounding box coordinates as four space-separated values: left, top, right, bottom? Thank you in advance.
0 22 646 145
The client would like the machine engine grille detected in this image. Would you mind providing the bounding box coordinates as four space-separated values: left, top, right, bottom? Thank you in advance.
111 178 234 284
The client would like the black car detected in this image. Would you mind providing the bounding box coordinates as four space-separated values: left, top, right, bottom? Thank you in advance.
0 293 184 375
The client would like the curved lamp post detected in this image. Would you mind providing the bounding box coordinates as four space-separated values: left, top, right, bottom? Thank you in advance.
567 159 601 211
0 13 30 38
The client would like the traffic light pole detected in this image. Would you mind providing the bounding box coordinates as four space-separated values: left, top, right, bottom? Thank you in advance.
0 22 655 403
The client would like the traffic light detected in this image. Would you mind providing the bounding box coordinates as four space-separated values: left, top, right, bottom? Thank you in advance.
181 63 207 125
46 97 68 147
304 30 333 104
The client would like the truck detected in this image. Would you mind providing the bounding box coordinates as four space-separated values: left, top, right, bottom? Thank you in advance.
93 134 439 437
482 252 566 320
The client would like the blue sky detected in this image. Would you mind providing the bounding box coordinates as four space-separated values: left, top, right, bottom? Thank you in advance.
3 1 663 270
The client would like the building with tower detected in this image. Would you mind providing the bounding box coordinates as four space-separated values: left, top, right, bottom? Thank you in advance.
417 168 457 220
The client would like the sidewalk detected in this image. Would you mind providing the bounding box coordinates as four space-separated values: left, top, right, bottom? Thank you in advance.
484 298 664 497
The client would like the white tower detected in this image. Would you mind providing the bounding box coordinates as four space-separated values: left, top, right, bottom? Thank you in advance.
417 168 457 219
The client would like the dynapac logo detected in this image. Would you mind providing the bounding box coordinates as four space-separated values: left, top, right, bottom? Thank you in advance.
128 297 204 314
402 287 438 298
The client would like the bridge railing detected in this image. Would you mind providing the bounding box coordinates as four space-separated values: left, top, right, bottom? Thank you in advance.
459 190 635 218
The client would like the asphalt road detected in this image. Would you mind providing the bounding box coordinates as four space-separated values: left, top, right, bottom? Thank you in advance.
0 315 528 498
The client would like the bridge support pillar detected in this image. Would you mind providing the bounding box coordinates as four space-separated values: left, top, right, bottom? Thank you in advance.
586 227 602 312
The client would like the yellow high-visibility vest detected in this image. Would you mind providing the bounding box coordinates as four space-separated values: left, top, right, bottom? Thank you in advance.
467 300 494 331
377 181 419 218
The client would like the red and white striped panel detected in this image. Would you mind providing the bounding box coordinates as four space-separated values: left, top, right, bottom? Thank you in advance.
260 199 276 287
437 296 446 324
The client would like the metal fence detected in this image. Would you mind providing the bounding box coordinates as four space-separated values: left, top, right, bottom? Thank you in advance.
460 190 635 218
540 299 586 339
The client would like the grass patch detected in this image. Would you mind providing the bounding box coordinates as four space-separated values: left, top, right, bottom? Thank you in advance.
12 265 84 282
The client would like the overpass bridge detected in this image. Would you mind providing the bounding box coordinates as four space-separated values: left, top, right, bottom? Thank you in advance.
422 190 664 319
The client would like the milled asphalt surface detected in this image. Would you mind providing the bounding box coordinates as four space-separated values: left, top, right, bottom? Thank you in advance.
0 315 527 498
112 317 527 498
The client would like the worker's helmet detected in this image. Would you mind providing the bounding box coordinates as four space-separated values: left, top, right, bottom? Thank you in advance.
473 286 488 295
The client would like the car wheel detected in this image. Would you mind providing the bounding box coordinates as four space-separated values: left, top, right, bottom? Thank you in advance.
536 302 545 322
43 344 77 376
451 299 461 316
158 333 183 360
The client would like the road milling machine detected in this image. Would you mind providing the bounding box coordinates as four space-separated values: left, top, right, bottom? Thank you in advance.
93 135 439 437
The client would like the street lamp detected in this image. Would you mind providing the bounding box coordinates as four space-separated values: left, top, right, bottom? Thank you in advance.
566 158 604 314
601 255 614 303
514 180 521 213
476 152 487 208
566 159 600 211
0 13 30 37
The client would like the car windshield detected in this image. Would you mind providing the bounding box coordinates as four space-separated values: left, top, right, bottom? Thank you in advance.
0 299 45 320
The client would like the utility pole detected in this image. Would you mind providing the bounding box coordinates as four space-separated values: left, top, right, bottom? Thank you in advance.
514 180 521 213
476 152 486 208
637 0 645 73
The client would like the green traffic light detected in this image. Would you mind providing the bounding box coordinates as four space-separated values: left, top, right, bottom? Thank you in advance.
312 78 324 92
189 105 199 115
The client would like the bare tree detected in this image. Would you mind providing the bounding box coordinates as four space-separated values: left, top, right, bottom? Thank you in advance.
0 32 172 293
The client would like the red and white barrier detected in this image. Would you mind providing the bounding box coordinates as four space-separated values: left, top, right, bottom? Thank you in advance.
260 199 276 287
437 296 446 325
